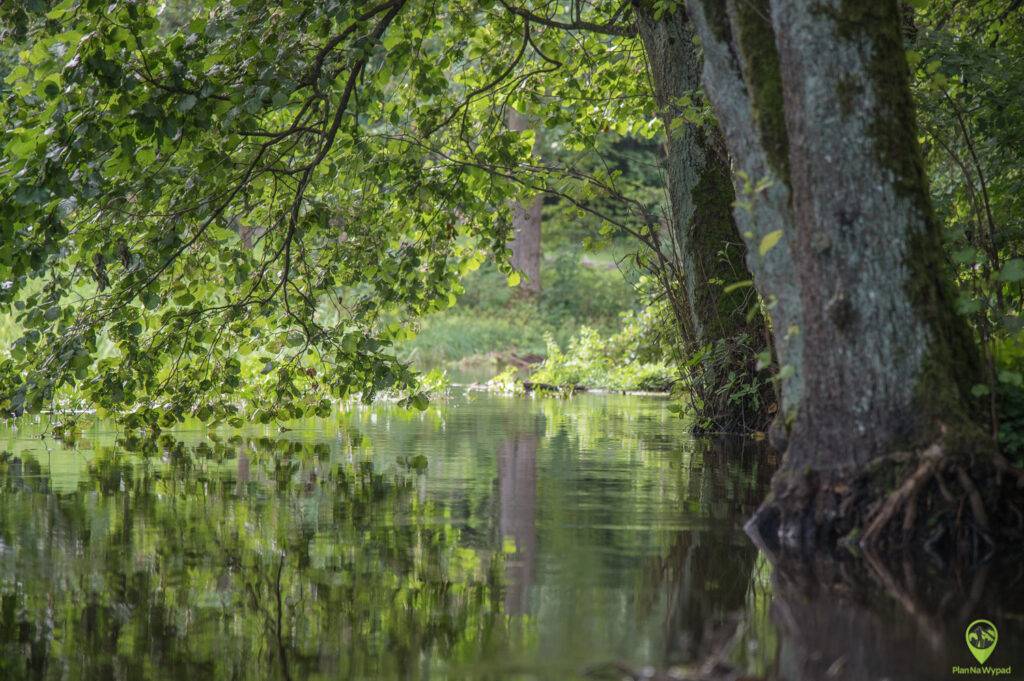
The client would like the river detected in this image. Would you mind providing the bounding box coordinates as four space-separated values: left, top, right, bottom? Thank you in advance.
0 393 1019 679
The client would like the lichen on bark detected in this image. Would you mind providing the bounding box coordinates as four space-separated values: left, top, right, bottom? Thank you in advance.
730 0 790 183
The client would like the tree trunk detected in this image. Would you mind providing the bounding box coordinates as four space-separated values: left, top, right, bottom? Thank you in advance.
636 5 773 433
685 0 1020 553
684 0 804 447
768 0 980 467
506 109 543 296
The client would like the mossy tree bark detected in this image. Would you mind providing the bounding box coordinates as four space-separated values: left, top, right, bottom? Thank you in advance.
685 0 1022 554
685 0 804 447
636 5 772 433
766 0 981 469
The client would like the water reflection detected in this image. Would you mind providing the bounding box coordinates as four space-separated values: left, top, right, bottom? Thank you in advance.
2 394 1017 680
755 549 1024 681
0 394 729 680
498 430 539 616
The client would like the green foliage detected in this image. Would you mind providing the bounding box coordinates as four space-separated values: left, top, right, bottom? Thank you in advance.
0 0 656 424
403 249 638 366
674 333 774 434
485 365 526 394
909 1 1024 447
996 338 1024 464
2 0 500 423
528 320 676 393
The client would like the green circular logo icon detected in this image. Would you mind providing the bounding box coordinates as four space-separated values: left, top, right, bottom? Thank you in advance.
966 619 998 665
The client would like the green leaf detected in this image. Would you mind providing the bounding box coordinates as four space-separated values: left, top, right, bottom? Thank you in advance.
952 247 980 265
758 230 783 257
756 351 773 370
998 371 1023 387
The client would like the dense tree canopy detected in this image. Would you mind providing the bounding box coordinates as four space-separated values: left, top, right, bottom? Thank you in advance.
0 0 655 427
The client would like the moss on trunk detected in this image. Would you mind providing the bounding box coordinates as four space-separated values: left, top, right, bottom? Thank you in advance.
685 0 1021 554
637 4 773 432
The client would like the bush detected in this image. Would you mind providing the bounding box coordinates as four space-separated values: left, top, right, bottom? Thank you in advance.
400 248 638 367
528 323 676 393
996 337 1024 465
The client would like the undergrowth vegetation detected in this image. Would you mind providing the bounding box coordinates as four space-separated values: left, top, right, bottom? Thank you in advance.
400 245 639 368
528 316 675 393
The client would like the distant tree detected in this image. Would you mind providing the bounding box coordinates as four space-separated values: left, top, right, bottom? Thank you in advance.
505 108 543 296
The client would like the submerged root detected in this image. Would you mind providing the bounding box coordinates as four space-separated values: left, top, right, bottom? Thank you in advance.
955 465 990 534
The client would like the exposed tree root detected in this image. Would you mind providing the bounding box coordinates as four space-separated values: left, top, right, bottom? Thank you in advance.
955 465 990 533
860 443 942 546
747 433 1024 561
993 450 1024 487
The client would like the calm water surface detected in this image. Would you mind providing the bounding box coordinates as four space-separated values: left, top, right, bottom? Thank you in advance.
0 393 1020 680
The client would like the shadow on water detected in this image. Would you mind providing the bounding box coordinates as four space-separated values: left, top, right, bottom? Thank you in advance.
0 394 1021 680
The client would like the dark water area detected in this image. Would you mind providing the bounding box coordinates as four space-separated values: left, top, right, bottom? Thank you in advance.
0 393 1020 680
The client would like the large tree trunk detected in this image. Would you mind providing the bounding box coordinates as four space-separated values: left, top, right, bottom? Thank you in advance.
685 0 1020 553
767 0 980 467
506 109 543 296
636 6 773 433
683 0 804 447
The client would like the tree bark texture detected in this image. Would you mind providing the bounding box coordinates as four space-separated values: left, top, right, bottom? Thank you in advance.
684 0 1013 553
768 0 980 467
685 0 804 446
637 5 772 433
687 0 981 460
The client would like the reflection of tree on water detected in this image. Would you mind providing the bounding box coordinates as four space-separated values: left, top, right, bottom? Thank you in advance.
751 540 1024 681
0 436 511 681
497 432 539 616
635 438 776 676
655 531 758 667
633 446 1024 681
